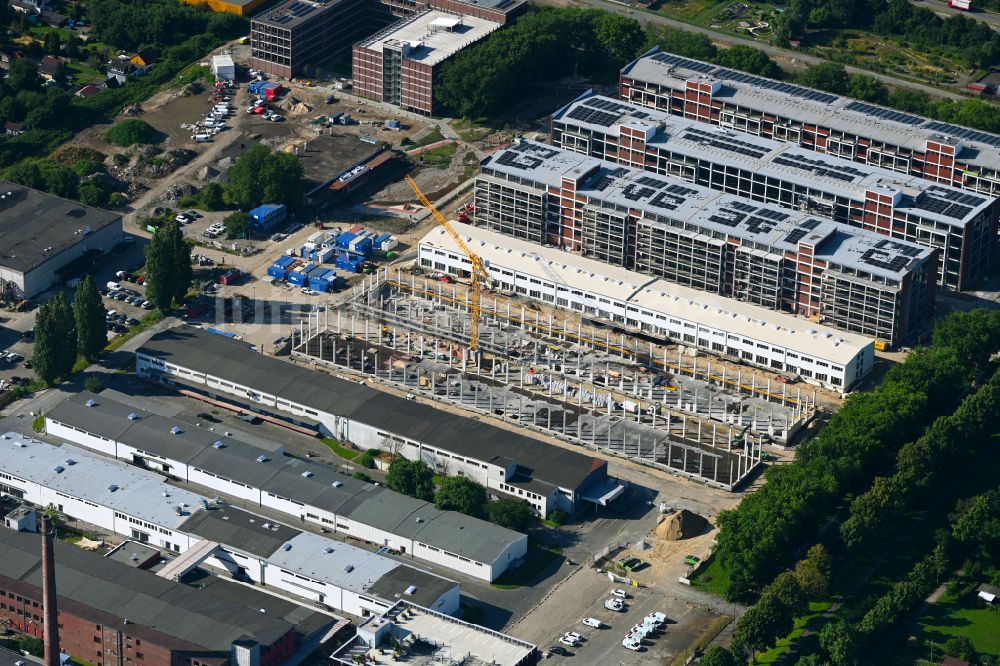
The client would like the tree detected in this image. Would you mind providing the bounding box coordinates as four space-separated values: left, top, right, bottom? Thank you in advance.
33 291 76 385
104 119 158 147
385 459 435 501
713 45 782 78
794 544 833 598
797 62 850 95
358 449 379 469
199 182 226 210
699 645 739 666
644 25 717 60
847 75 888 104
223 211 250 240
766 571 807 616
593 13 645 71
942 636 976 662
819 621 860 666
7 58 41 93
226 145 304 211
43 31 61 55
731 594 793 657
435 476 488 518
74 275 107 361
144 221 191 311
932 309 1000 372
486 498 536 532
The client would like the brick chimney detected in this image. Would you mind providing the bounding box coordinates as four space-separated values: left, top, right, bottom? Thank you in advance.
40 514 60 666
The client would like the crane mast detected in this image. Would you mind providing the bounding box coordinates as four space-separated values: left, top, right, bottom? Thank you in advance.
405 175 492 351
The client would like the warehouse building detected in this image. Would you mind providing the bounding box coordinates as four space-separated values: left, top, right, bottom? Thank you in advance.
418 222 874 390
0 182 122 300
331 601 537 665
134 327 614 519
551 92 997 292
0 529 315 666
251 0 522 78
475 141 935 347
45 392 529 583
0 433 461 618
619 49 1000 203
353 10 501 115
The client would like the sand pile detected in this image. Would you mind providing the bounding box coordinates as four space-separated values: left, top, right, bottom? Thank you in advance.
655 509 707 541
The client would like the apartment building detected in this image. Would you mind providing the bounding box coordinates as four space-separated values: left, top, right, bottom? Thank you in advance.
551 93 998 292
475 141 936 346
620 49 1000 203
353 10 500 115
251 0 522 78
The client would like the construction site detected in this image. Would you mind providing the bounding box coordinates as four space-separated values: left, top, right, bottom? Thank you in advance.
290 263 825 491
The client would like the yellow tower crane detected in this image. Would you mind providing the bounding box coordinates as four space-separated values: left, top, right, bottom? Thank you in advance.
405 175 492 352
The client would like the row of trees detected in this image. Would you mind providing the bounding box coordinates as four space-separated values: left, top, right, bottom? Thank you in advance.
33 276 106 384
714 309 1000 598
434 8 781 118
385 458 536 532
32 221 192 385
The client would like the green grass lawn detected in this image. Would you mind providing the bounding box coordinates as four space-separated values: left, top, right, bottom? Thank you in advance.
450 118 493 143
410 127 445 149
418 143 457 168
67 60 105 85
28 25 75 40
755 601 832 664
690 554 730 599
886 590 1000 663
321 437 359 462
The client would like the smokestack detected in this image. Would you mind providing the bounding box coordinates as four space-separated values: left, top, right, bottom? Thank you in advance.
40 514 60 666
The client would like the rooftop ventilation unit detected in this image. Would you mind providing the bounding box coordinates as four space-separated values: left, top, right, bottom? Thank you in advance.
256 455 269 463
282 543 292 551
53 466 64 474
170 426 182 435
405 585 417 595
324 546 334 554
213 440 226 449
107 484 118 492
85 399 97 407
64 459 75 466
301 471 313 478
344 564 354 573
127 413 139 420
332 481 343 488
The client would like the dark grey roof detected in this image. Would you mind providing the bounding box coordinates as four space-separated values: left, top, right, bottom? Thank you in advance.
366 565 458 609
0 528 293 650
178 505 301 558
105 540 162 568
0 181 120 273
139 327 606 492
49 391 526 565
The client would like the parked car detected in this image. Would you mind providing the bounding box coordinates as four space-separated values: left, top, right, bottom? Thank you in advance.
558 636 579 648
582 618 601 628
617 557 643 571
564 632 584 643
622 638 641 651
548 646 568 656
300 287 318 295
611 589 629 599
604 599 624 612
141 301 154 309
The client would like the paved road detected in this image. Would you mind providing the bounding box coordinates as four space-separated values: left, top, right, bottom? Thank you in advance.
915 0 1000 29
547 0 966 101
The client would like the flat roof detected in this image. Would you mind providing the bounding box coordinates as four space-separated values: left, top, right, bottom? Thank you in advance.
365 603 535 666
179 505 302 558
264 530 405 595
553 92 993 228
0 181 120 274
105 540 163 568
0 433 205 530
482 141 933 281
621 50 1000 176
0 528 294 651
420 222 872 366
252 0 354 30
48 392 526 566
360 10 501 67
137 328 606 493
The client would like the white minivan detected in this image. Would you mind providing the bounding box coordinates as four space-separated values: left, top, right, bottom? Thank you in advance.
107 281 121 291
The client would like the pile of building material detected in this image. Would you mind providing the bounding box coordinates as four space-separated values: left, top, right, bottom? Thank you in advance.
655 509 707 541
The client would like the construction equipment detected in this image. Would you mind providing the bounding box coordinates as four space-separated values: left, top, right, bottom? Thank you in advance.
405 175 493 351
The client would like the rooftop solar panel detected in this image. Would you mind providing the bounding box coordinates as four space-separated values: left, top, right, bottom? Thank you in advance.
844 101 923 126
652 53 715 74
923 121 1000 149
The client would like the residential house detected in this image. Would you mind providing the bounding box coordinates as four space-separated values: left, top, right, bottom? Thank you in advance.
106 57 141 84
4 122 25 136
75 82 101 98
130 48 159 70
9 0 50 14
38 54 65 82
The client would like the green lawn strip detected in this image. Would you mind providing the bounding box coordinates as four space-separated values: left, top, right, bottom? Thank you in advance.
409 127 445 149
755 601 832 664
689 554 731 599
491 545 564 589
321 437 359 462
418 143 457 168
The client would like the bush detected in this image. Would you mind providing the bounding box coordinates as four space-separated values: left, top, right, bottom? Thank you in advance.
84 375 104 393
352 471 373 483
104 119 158 147
359 449 379 469
16 636 43 657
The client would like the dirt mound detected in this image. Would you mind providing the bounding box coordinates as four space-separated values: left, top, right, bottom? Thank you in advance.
655 509 707 541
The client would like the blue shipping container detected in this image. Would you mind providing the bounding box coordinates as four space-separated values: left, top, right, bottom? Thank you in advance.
249 204 287 231
335 231 356 249
273 255 295 269
266 265 287 280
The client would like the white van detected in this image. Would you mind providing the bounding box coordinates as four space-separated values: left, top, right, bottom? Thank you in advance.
106 281 121 290
193 134 211 143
